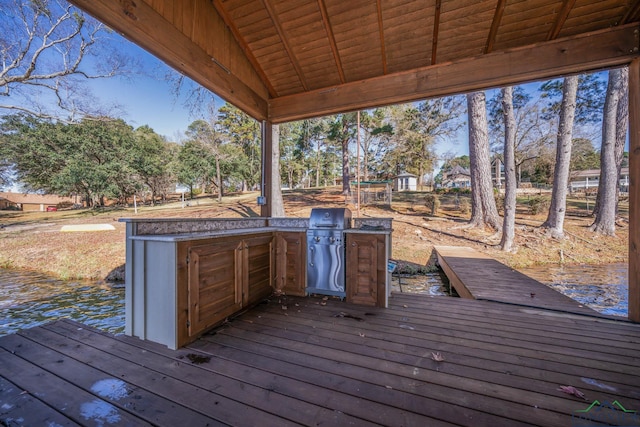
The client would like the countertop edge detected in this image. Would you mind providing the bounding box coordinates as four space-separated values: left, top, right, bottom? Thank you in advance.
130 227 392 242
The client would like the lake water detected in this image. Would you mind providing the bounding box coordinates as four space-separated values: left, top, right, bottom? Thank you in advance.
518 263 628 317
0 262 629 337
0 269 125 337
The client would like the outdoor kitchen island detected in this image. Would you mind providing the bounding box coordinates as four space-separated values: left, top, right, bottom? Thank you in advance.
121 215 392 349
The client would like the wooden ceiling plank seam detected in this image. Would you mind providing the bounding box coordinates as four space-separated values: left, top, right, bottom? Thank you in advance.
432 0 442 65
212 0 279 98
547 0 579 40
493 28 555 50
623 0 640 23
67 0 268 120
317 0 346 84
500 0 558 17
260 0 309 91
269 23 640 123
377 0 388 74
440 1 498 20
485 0 508 53
562 5 629 28
498 14 560 34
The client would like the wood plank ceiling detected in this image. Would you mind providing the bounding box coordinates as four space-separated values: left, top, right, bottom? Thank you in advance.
70 0 640 123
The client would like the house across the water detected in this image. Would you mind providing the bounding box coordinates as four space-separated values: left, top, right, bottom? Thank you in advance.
0 192 77 211
569 167 630 192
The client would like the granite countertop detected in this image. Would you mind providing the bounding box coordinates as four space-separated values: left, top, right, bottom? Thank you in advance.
125 217 392 242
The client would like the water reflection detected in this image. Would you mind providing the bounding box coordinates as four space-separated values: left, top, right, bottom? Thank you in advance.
391 270 450 296
519 263 628 317
0 268 124 337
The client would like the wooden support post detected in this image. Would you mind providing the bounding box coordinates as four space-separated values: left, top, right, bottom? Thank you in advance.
260 121 273 218
629 59 640 322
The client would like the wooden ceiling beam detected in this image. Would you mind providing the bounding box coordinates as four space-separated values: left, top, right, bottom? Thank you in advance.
212 0 278 98
261 0 309 91
485 0 507 54
547 0 578 41
317 0 345 84
431 0 442 65
269 24 640 123
68 0 268 120
376 0 388 74
623 0 640 24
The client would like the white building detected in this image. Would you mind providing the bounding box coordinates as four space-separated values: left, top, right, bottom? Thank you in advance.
394 172 417 191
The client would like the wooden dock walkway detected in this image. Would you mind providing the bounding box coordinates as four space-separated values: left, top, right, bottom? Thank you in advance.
434 245 604 317
1 293 640 426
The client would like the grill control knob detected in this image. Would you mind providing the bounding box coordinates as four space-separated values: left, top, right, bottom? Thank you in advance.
329 236 336 243
314 236 321 242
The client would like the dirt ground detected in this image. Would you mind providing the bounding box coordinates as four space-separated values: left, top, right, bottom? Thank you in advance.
0 187 628 281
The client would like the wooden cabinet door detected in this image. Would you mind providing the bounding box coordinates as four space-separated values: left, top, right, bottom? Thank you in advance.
275 232 306 296
187 240 242 337
346 233 384 306
244 235 274 306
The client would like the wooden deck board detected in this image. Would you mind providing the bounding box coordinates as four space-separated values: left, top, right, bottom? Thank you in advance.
1 293 639 426
434 246 605 317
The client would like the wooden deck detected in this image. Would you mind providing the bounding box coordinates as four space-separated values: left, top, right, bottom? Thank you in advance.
434 246 604 317
1 293 640 426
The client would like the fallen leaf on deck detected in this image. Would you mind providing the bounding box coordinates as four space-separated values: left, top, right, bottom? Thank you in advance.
399 324 415 330
557 385 587 400
334 312 364 321
431 352 445 362
322 296 329 301
402 304 409 308
281 305 287 310
385 385 393 389
358 332 365 337
320 301 327 306
186 353 211 364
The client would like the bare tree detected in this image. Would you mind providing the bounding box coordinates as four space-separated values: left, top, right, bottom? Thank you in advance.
488 88 556 186
467 91 502 230
542 75 579 238
0 0 132 121
590 67 628 235
500 87 517 251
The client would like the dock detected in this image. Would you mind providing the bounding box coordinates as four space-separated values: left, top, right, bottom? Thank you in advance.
1 293 640 426
434 246 603 317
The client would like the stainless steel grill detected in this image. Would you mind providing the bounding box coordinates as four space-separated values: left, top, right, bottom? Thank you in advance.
306 208 352 297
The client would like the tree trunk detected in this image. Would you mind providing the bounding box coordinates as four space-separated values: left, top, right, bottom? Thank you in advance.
215 156 222 202
591 68 626 235
316 139 321 188
615 67 629 214
500 87 517 251
467 91 502 230
542 75 578 239
342 137 351 195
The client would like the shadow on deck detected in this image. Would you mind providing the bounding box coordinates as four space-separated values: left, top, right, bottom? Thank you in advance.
1 293 639 426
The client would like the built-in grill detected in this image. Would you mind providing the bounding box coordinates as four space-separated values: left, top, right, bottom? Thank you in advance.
306 208 352 297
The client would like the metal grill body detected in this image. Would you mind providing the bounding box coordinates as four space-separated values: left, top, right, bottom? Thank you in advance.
306 208 352 297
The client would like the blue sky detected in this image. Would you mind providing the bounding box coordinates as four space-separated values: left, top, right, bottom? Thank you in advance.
89 41 215 141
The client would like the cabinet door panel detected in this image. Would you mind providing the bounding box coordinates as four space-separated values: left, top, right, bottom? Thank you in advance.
245 235 274 305
276 232 306 296
188 241 242 336
346 234 383 306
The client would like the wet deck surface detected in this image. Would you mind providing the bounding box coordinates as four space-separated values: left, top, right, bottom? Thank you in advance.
434 245 605 317
1 293 639 426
